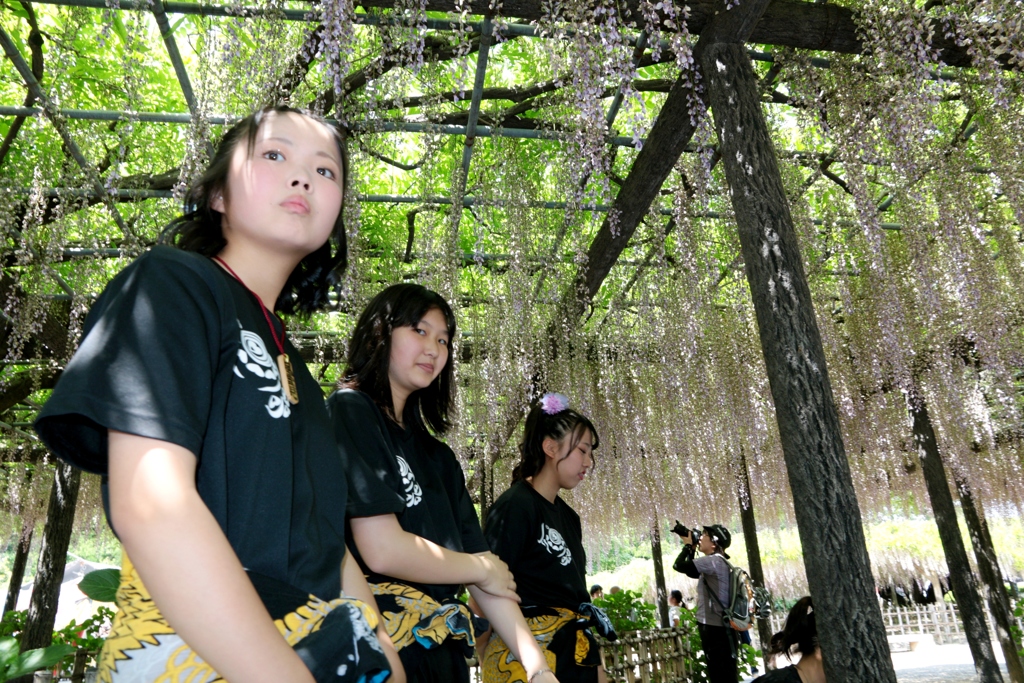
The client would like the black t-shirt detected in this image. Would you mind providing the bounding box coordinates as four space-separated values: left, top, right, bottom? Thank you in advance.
484 480 589 610
752 665 801 683
326 388 488 603
34 246 350 601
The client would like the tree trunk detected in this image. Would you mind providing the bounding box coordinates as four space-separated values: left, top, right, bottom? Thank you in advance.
651 519 669 628
701 38 897 683
479 447 492 526
907 389 1003 682
18 461 81 657
736 448 773 667
955 469 1023 683
3 521 33 615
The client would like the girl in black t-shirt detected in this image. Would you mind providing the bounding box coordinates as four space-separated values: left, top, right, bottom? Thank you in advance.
482 395 615 683
35 107 400 683
328 284 559 683
753 597 824 683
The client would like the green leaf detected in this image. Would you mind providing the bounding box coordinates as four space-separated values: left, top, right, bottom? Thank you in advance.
3 644 75 680
0 638 19 669
112 14 130 47
235 29 257 51
6 1 30 19
78 568 120 603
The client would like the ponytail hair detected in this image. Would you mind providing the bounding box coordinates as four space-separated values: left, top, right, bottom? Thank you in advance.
768 596 817 661
511 394 599 483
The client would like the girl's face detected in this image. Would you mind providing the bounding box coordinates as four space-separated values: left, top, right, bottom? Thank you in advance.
388 307 450 401
543 428 595 491
212 111 343 260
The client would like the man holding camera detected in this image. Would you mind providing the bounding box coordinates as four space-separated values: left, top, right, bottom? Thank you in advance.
672 523 738 683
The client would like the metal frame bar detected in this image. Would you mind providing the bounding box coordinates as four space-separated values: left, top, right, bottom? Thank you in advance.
0 187 910 231
459 15 493 181
152 0 200 117
1 108 992 175
0 107 641 146
0 26 135 247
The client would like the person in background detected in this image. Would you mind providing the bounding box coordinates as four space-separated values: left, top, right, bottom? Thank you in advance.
668 590 683 628
673 524 737 683
753 597 823 683
590 585 604 601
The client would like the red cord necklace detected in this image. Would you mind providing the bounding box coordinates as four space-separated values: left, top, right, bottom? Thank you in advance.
212 256 299 405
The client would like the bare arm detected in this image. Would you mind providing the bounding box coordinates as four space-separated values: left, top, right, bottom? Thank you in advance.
468 586 558 683
349 513 519 601
108 430 314 683
340 548 406 683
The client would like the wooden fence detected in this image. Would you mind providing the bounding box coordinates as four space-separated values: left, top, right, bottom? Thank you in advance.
599 627 696 683
468 626 698 683
768 601 1024 647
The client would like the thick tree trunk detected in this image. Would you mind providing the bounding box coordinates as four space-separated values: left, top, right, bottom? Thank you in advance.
955 469 1023 683
651 520 669 628
907 389 1002 682
736 449 773 667
701 39 897 683
3 521 33 615
19 462 81 656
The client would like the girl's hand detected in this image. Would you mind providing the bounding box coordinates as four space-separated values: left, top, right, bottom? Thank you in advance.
528 669 559 683
473 551 520 602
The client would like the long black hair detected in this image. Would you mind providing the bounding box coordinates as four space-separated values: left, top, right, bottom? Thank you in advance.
341 283 457 434
511 396 599 483
768 596 817 660
160 105 350 315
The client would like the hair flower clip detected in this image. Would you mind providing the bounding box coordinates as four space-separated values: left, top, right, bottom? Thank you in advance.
540 392 570 415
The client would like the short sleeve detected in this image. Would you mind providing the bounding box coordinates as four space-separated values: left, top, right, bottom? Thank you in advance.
325 390 405 518
484 486 533 565
445 446 488 554
34 248 224 473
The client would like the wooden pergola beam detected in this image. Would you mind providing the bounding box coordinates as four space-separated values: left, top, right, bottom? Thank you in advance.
358 0 1014 70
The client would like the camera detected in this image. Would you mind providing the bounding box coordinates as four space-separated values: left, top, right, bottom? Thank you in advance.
671 520 701 547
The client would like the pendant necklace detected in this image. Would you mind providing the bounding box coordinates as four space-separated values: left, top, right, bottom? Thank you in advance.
212 256 299 405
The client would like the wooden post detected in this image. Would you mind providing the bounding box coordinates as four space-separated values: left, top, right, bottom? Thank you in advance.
651 519 670 629
736 447 773 667
16 461 81 680
69 649 88 682
907 388 1002 681
3 521 32 615
956 469 1024 683
700 28 898 683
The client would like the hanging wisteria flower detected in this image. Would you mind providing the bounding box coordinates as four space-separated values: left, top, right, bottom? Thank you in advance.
540 392 570 415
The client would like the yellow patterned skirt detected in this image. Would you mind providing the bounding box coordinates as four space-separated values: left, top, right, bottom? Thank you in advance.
369 581 483 653
98 552 391 683
481 607 602 683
